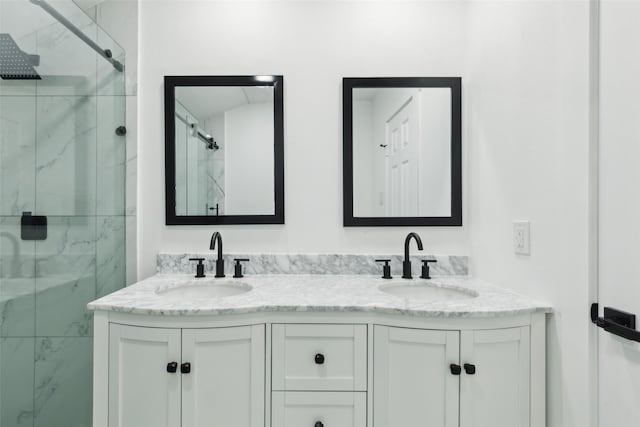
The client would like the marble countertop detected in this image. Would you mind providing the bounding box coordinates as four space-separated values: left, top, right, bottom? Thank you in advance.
87 274 552 318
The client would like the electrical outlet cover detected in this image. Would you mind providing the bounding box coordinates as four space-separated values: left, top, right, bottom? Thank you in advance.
513 221 531 255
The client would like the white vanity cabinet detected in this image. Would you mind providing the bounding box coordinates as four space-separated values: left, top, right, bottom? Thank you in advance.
272 391 367 427
373 326 460 427
108 324 182 427
373 325 531 427
90 273 551 427
105 323 265 427
459 327 531 427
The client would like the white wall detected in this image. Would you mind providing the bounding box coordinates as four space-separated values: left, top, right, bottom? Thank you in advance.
352 99 374 215
419 89 451 217
138 0 471 278
138 4 595 425
466 1 591 426
225 102 275 215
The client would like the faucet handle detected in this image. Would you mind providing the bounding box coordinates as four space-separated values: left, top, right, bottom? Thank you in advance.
375 259 392 279
188 258 206 278
233 258 250 278
420 259 438 279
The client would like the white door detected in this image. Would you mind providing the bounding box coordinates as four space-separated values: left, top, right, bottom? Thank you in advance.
181 325 265 427
384 92 420 217
108 324 181 427
598 1 640 425
271 392 366 427
373 326 459 427
459 327 530 427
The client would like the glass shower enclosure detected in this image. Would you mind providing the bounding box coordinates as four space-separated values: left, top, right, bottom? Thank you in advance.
0 1 126 425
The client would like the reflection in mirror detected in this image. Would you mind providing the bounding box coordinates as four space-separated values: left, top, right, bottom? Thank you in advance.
165 76 284 225
174 86 274 216
344 78 461 226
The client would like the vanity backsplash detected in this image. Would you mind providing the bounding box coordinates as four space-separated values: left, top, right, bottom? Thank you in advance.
157 253 468 276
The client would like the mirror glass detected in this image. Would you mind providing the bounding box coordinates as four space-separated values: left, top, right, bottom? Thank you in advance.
343 78 462 226
165 76 284 225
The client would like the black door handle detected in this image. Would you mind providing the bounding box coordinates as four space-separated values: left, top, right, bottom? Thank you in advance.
315 422 324 427
181 362 191 374
315 353 325 365
464 363 476 375
166 362 178 373
450 364 461 375
591 303 640 343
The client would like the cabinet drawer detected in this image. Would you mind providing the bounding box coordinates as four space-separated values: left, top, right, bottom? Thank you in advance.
272 392 366 427
272 324 367 391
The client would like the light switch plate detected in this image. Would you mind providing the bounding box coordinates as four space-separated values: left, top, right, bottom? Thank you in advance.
513 221 531 255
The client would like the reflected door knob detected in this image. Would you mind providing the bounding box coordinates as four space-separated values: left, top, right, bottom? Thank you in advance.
315 353 325 364
464 363 476 375
181 362 191 374
166 362 178 373
315 422 324 427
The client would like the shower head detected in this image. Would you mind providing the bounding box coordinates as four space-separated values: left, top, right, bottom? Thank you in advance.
0 34 41 80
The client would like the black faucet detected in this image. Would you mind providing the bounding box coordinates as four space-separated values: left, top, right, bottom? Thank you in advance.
402 232 424 279
209 232 225 278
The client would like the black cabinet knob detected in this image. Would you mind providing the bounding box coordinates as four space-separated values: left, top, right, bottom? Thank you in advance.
314 353 325 365
450 364 461 375
166 362 178 373
464 363 476 375
181 362 191 374
315 422 324 427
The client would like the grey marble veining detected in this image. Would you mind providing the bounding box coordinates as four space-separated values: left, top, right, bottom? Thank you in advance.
157 253 468 277
88 274 552 318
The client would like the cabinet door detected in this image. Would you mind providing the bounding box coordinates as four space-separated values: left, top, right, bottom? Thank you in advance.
182 325 265 427
373 326 459 427
460 327 530 427
272 392 366 427
108 324 181 427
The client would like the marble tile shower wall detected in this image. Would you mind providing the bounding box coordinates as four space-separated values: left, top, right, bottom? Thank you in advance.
0 8 127 427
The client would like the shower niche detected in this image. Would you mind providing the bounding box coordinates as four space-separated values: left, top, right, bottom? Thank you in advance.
164 75 284 225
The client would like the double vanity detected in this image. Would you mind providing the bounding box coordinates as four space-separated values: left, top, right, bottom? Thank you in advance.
88 236 550 427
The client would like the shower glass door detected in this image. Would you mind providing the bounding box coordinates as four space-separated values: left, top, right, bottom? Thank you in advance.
0 1 126 426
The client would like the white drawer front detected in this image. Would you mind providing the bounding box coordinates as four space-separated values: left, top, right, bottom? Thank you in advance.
272 324 367 391
272 392 366 427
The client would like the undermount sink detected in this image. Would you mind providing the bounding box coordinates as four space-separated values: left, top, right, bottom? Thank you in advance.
379 282 477 302
156 280 252 299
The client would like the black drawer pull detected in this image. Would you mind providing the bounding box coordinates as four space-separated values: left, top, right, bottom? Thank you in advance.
314 353 325 365
464 363 476 375
181 362 191 374
166 362 178 373
450 364 461 375
315 422 324 427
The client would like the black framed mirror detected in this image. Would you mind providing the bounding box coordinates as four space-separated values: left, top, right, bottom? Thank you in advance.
164 75 284 225
343 77 462 226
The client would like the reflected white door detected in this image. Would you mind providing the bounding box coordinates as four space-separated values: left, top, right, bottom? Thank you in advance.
598 1 640 426
385 93 419 216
